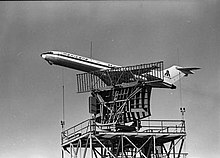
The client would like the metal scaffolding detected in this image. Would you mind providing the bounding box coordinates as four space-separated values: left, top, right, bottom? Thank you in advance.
61 119 187 158
90 82 152 125
61 61 187 158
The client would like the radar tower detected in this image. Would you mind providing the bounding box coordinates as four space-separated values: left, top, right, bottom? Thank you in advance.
61 61 187 158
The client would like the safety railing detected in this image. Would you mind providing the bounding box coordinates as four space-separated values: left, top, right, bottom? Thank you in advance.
140 119 186 133
150 153 188 158
61 119 185 145
122 153 188 158
61 119 96 145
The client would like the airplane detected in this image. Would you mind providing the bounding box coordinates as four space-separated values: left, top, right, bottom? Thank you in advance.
41 51 200 89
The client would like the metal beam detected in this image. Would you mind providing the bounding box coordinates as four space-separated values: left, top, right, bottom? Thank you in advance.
90 133 93 158
153 135 156 158
177 136 185 158
121 135 124 158
123 135 150 158
93 135 116 158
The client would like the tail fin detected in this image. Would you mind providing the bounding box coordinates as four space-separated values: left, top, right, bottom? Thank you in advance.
163 65 200 84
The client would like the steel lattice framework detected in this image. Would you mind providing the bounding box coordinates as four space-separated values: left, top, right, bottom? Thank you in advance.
91 82 152 125
61 119 187 158
76 61 163 93
61 61 187 158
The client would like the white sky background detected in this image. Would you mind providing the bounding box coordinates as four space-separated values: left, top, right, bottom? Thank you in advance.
0 1 219 158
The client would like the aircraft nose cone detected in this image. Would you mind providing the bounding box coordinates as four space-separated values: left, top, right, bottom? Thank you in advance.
41 53 47 59
41 52 53 65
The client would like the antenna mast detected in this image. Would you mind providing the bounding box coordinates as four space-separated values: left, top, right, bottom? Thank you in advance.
177 48 185 120
90 41 93 58
61 68 65 131
177 48 183 107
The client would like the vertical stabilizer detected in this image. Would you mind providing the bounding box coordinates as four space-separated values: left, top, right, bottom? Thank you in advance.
163 65 200 84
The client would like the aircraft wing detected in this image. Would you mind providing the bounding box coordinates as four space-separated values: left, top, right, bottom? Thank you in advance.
92 71 113 86
176 67 201 76
128 65 159 75
142 73 176 89
93 70 135 86
93 66 160 86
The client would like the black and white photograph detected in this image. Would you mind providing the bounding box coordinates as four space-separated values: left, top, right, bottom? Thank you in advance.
0 1 219 158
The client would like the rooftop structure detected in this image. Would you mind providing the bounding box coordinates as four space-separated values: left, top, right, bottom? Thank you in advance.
61 61 187 158
61 119 187 158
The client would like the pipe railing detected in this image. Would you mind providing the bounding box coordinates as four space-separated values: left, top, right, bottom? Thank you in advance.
61 119 185 145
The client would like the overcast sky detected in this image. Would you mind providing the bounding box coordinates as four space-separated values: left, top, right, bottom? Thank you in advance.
0 1 219 158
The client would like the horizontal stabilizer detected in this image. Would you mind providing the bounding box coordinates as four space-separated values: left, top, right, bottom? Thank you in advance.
176 67 201 76
163 65 200 85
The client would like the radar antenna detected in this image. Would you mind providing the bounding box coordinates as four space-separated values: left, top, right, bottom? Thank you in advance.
61 68 65 131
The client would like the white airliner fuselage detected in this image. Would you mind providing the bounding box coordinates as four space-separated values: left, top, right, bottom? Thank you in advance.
41 51 200 88
41 51 120 72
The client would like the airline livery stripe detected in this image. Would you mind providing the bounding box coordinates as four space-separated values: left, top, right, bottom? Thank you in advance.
56 53 119 69
51 54 112 70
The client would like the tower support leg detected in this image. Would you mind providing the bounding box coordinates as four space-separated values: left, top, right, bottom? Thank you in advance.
177 136 185 158
153 135 156 158
121 135 124 158
90 133 93 158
